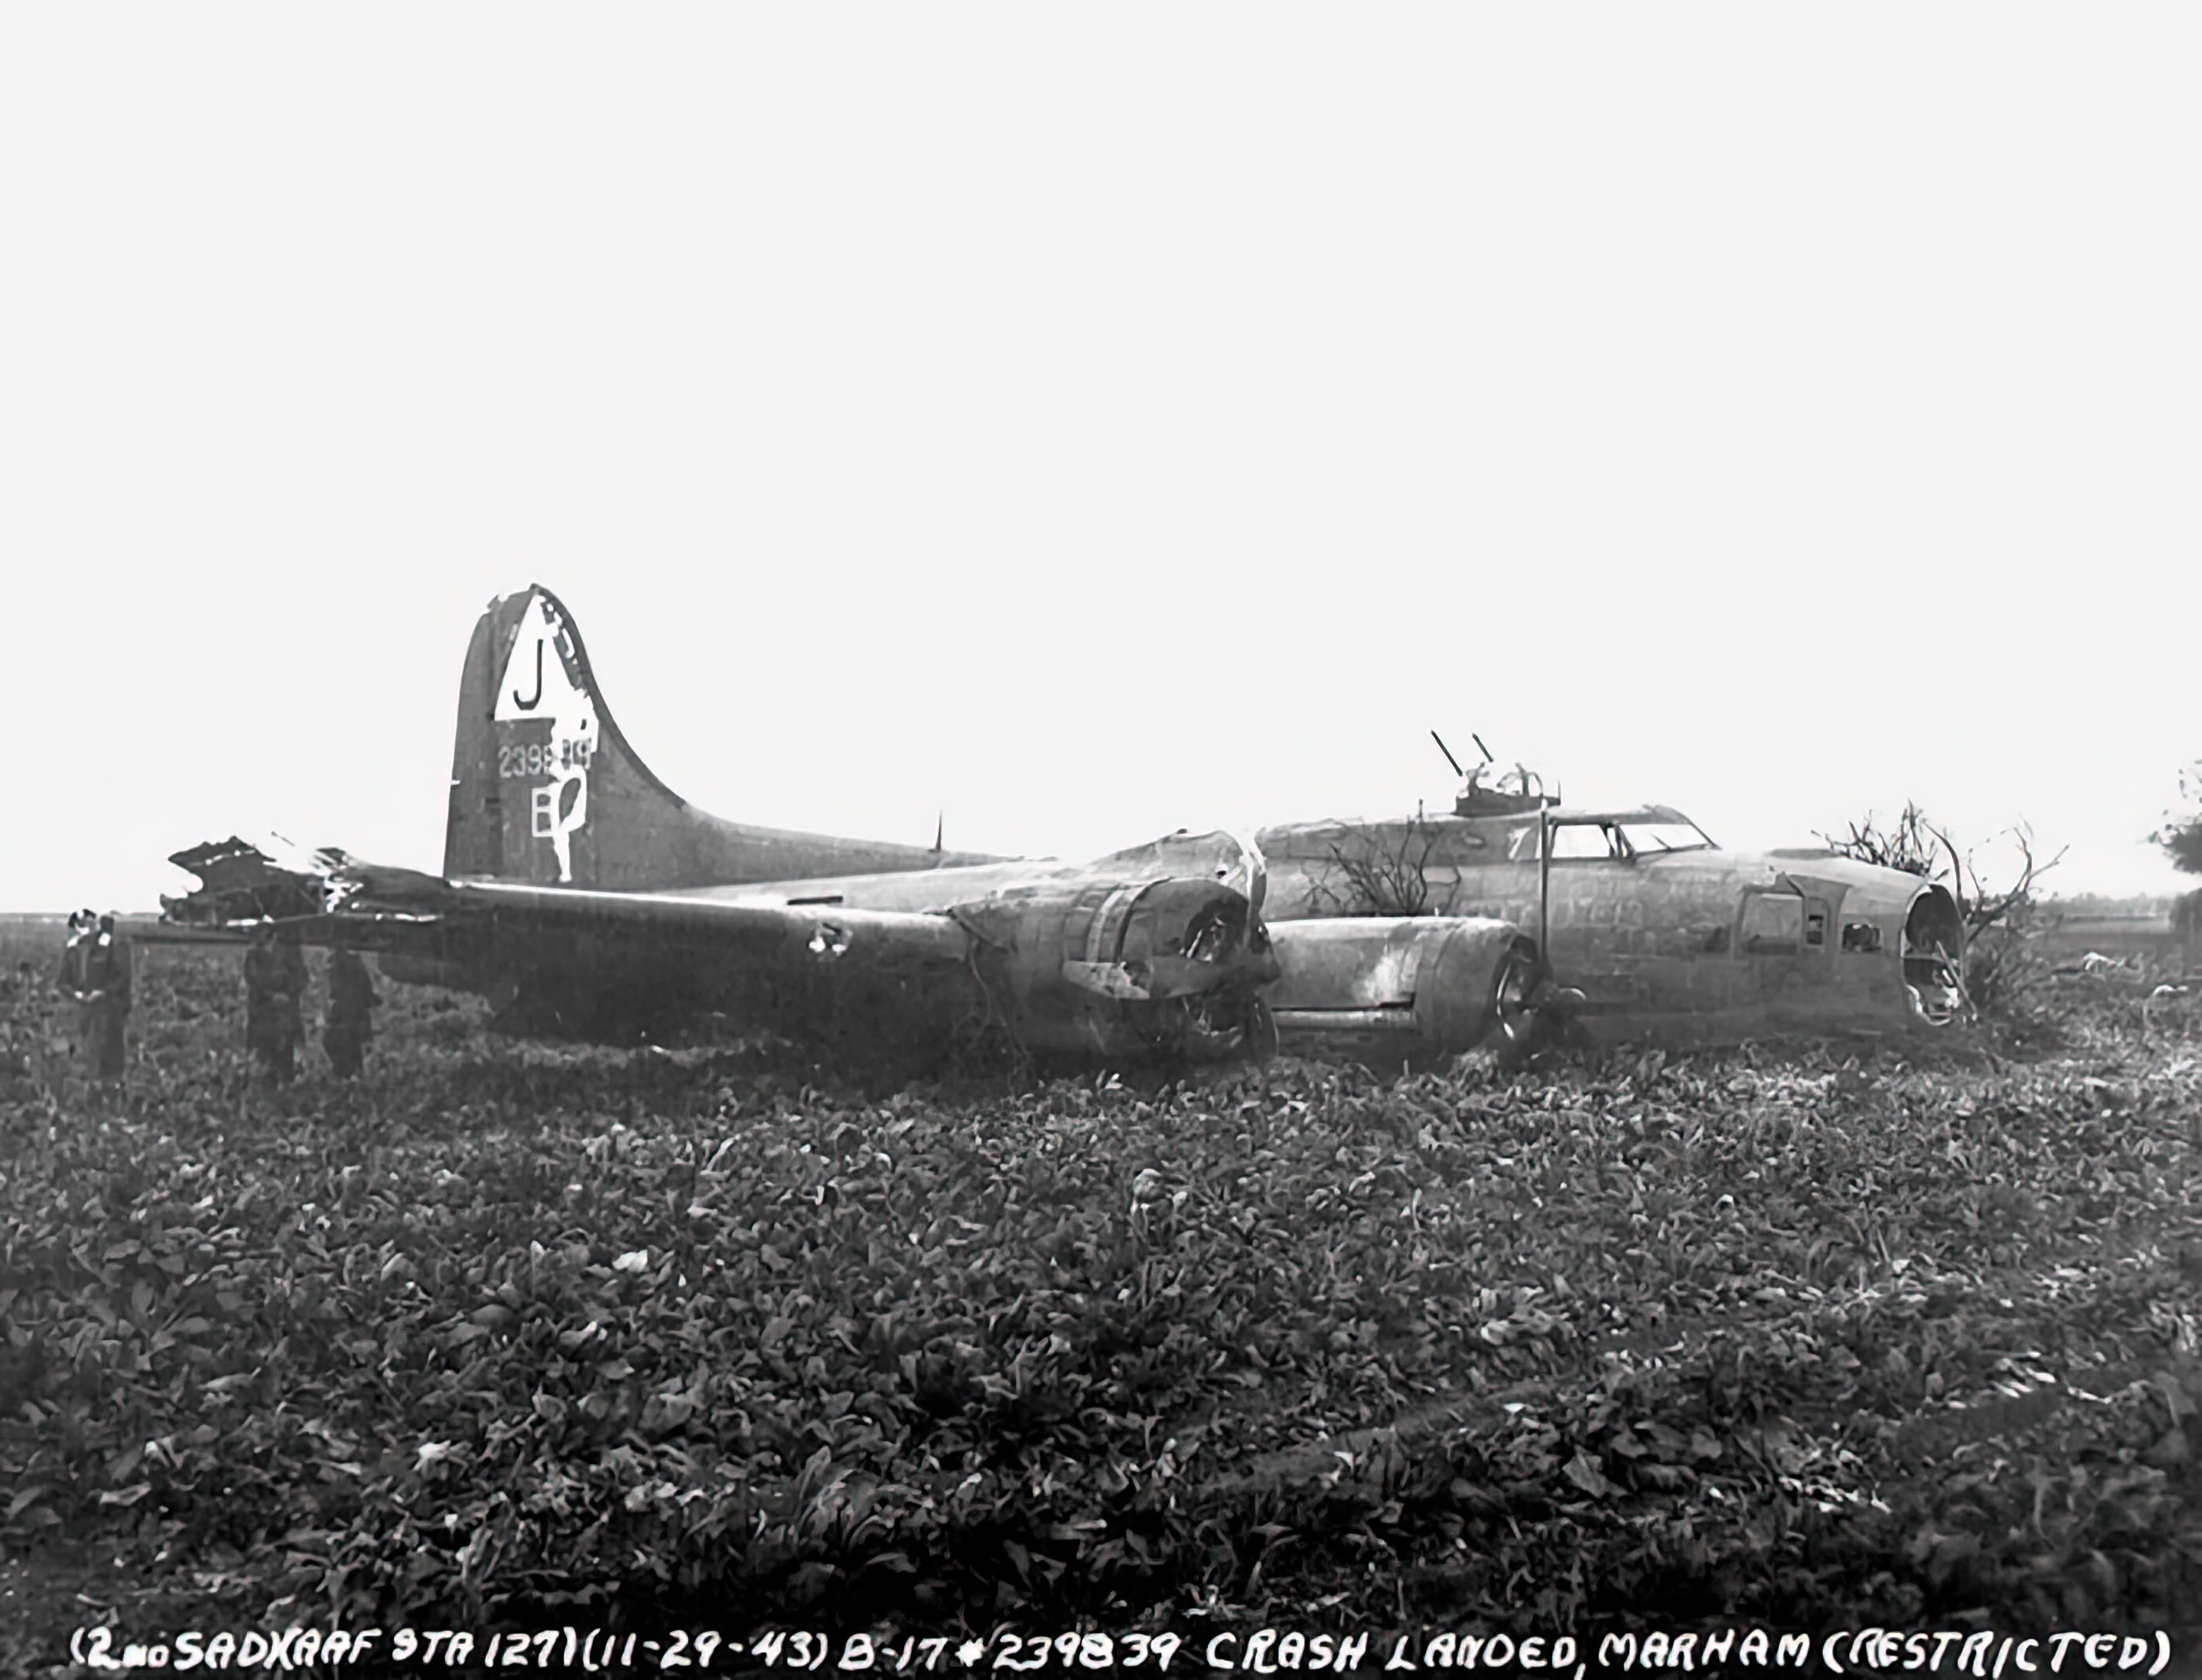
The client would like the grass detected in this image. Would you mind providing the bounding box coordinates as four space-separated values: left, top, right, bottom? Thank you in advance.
3 928 2200 1672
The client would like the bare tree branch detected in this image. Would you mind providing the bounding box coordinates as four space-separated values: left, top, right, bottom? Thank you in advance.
1817 805 2063 939
1312 820 1438 917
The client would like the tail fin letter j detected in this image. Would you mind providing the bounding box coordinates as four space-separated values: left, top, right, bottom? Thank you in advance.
511 641 543 712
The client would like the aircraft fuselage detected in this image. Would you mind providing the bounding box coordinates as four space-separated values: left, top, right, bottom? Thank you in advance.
1257 805 1967 1042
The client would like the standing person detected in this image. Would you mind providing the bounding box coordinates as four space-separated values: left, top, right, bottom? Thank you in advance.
244 929 307 1081
323 948 375 1077
79 915 132 1078
54 909 94 1067
55 911 93 994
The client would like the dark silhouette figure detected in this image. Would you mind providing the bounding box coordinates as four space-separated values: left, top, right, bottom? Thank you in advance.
57 910 131 1078
324 949 376 1077
244 931 307 1081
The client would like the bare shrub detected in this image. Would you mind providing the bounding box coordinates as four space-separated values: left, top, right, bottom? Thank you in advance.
1309 819 1438 917
1817 802 1941 880
1817 805 2065 1024
1962 924 2051 1026
2173 889 2202 971
2149 764 2202 875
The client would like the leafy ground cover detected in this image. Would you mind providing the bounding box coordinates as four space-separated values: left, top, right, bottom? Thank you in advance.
4 927 2202 1669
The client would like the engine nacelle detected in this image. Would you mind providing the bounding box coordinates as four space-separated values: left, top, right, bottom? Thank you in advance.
956 876 1280 1062
1264 916 1538 1064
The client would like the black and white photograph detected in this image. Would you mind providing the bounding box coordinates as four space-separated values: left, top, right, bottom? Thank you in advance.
4 6 2200 1671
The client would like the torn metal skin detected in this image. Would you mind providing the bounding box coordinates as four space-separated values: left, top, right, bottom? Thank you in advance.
158 838 328 927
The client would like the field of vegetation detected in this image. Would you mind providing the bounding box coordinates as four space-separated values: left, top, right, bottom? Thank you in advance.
5 925 2202 1671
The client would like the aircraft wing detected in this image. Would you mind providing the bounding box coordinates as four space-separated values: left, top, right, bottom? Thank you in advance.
162 842 962 956
158 839 1279 1067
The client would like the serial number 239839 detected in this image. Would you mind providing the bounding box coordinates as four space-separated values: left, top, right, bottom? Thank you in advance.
753 1632 1183 1670
498 740 592 779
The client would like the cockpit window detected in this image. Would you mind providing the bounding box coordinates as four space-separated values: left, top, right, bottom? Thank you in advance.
1508 816 1718 862
1551 823 1621 860
1614 820 1716 857
1510 822 1622 861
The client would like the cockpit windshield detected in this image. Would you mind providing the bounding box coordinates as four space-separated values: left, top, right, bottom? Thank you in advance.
1614 820 1716 857
1508 813 1718 861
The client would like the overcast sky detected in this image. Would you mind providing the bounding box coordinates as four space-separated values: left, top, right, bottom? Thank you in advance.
6 7 2199 912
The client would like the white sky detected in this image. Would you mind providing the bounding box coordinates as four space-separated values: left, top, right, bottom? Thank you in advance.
6 7 2199 912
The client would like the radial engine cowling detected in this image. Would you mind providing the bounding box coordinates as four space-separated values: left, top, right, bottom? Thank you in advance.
955 877 1280 1062
1264 916 1539 1064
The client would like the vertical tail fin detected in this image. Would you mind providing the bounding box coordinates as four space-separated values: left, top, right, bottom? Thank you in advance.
444 585 988 889
446 586 629 885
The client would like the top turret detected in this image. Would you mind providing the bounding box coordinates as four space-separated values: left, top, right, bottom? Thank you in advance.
1431 731 1556 820
1452 761 1556 819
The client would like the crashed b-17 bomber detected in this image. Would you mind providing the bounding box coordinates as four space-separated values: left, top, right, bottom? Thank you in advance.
158 586 1966 1070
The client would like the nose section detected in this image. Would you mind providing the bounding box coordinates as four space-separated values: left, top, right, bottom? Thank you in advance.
1902 882 1968 1024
